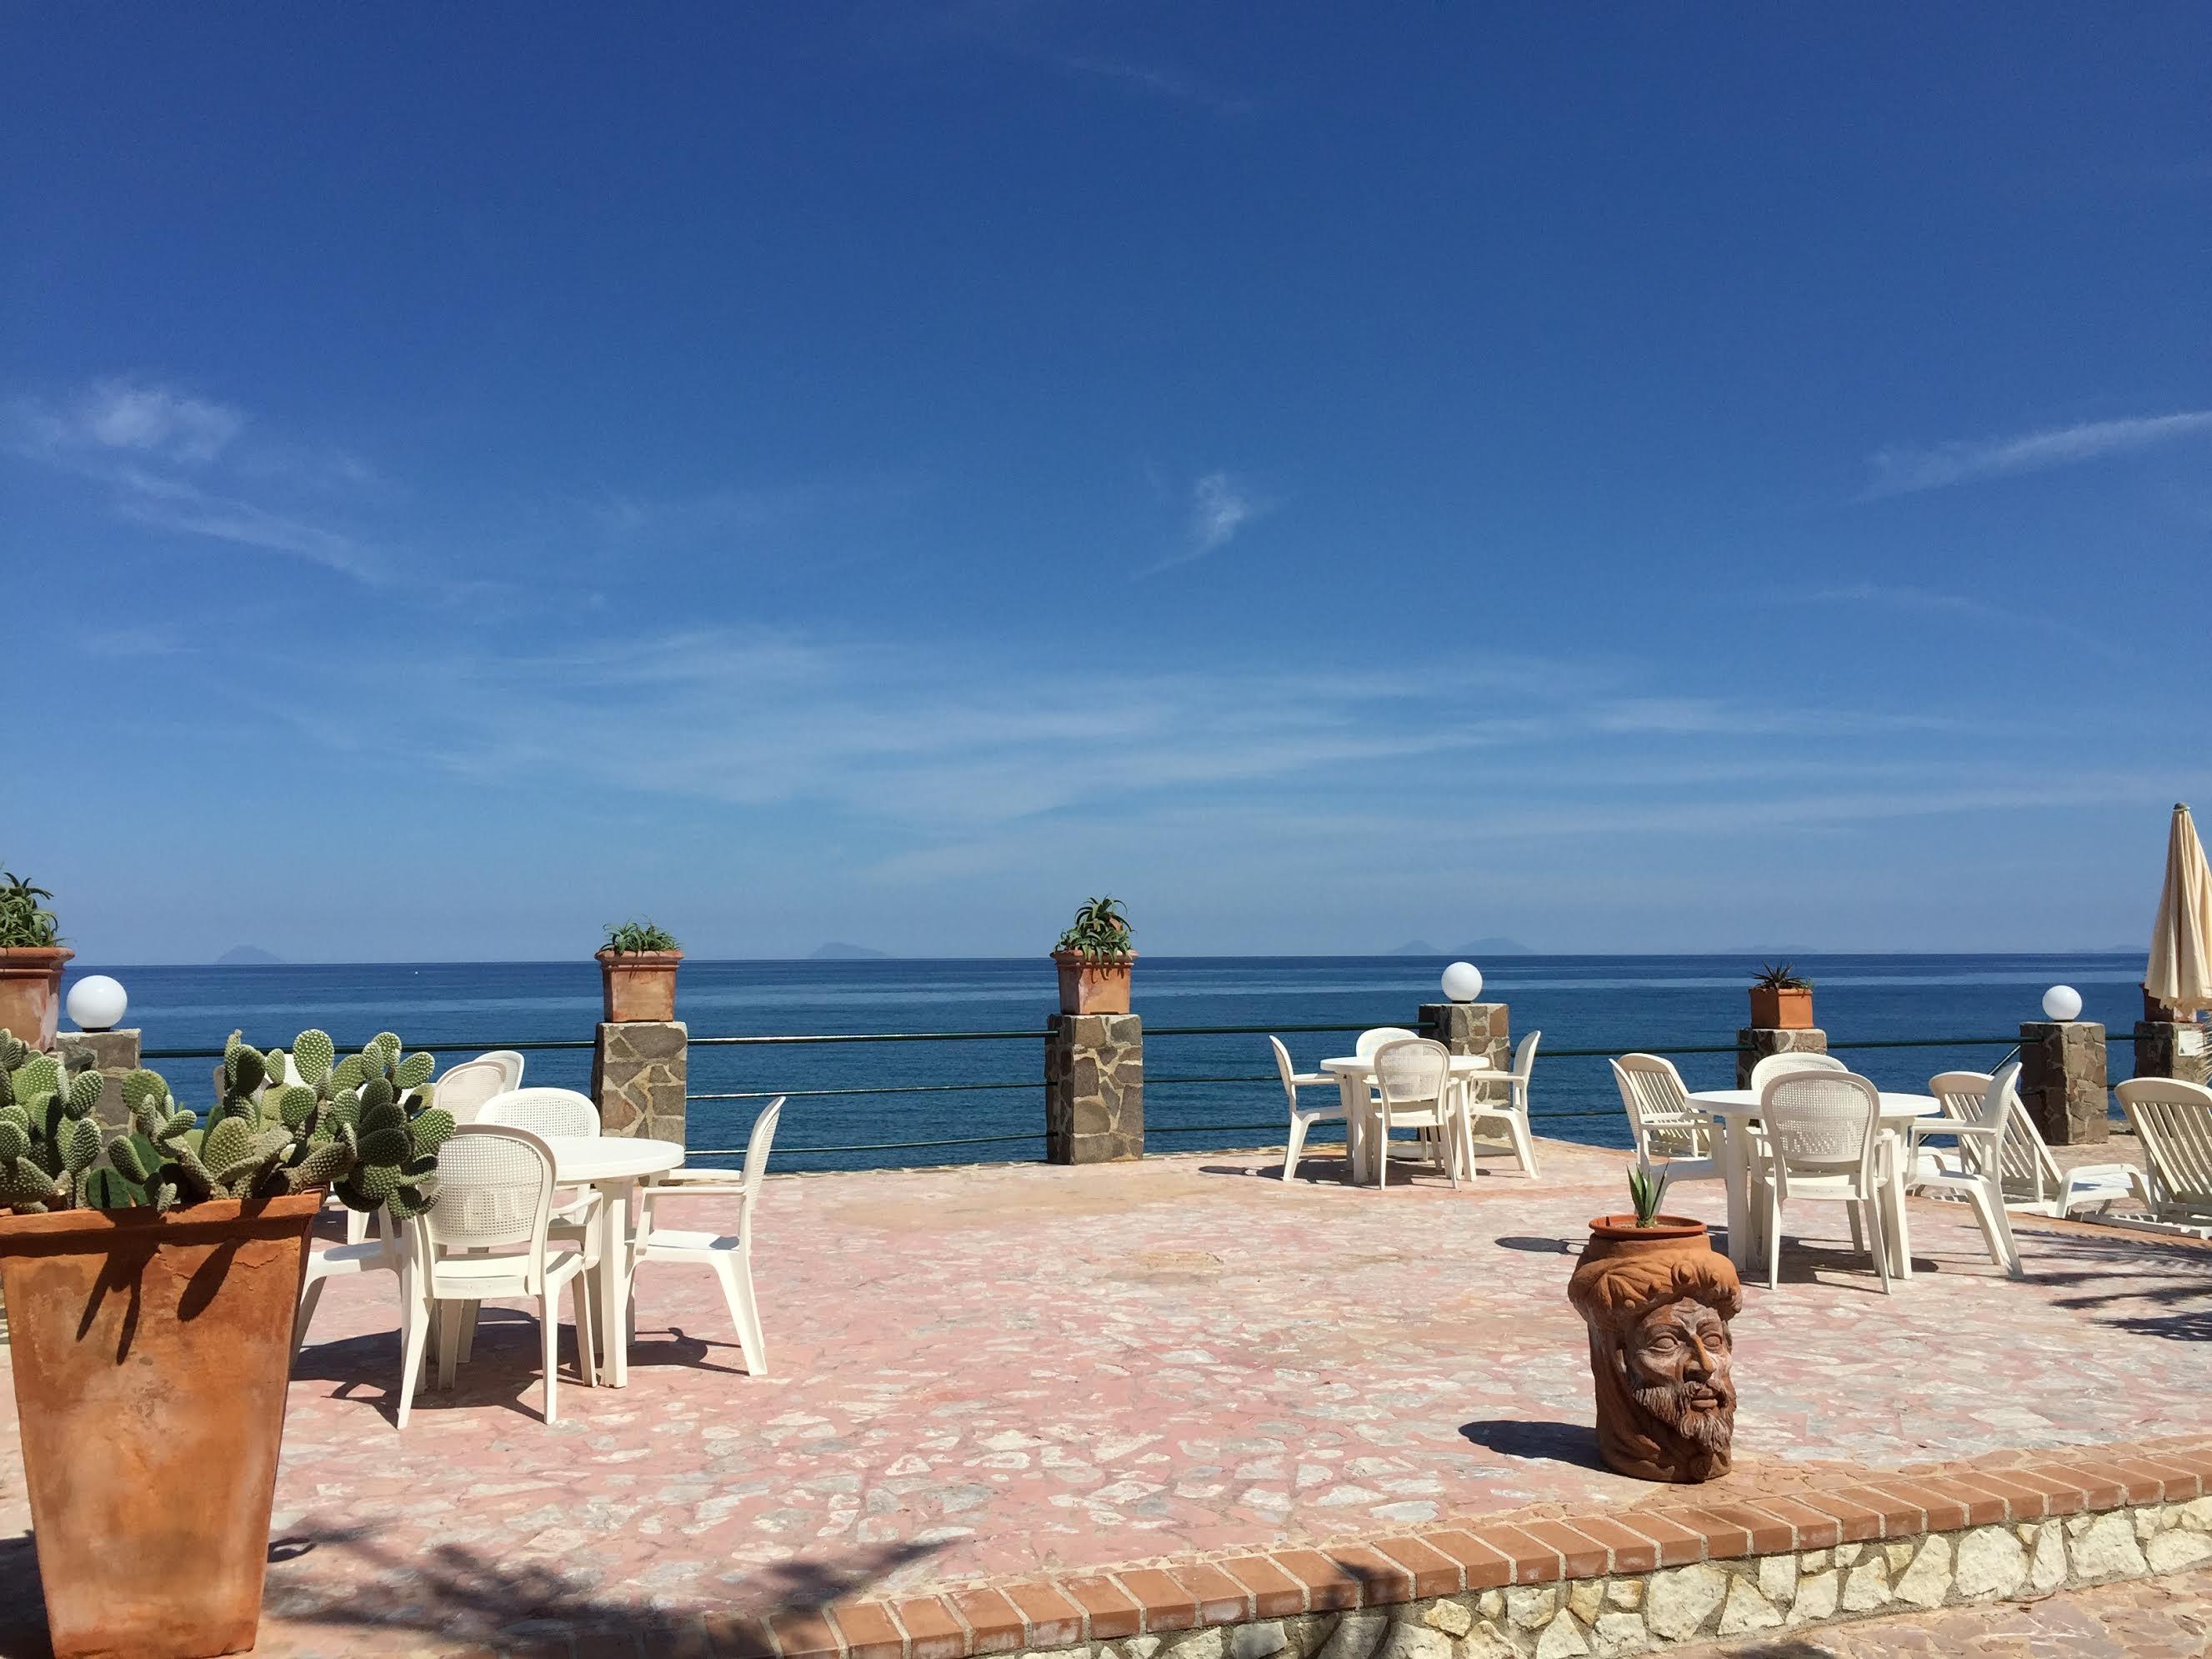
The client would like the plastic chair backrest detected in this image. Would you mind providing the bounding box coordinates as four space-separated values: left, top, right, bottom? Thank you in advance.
436 1056 522 1123
1372 1038 1449 1108
1356 1026 1418 1058
1269 1036 1301 1102
742 1097 783 1199
1611 1054 1704 1155
1747 1051 1848 1093
1509 1030 1541 1085
423 1125 554 1262
2117 1077 2212 1205
478 1086 600 1139
1760 1071 1880 1175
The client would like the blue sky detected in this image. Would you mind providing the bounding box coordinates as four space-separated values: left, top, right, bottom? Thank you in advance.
5 5 2209 962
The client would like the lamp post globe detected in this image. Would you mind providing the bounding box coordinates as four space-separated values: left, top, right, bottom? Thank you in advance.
1441 961 1484 1004
2042 985 2083 1022
66 975 128 1034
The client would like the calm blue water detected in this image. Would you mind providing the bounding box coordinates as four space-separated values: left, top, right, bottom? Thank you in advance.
61 955 2151 1172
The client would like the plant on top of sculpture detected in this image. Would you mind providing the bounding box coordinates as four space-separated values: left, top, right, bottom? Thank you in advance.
603 920 680 953
0 1026 453 1216
0 868 59 949
1752 961 1812 990
1626 1162 1670 1228
1054 895 1133 961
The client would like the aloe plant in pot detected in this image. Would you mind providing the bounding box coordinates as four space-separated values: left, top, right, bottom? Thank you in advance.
1052 895 1135 1015
0 865 72 1049
597 919 683 1022
0 1026 450 1659
1749 961 1814 1030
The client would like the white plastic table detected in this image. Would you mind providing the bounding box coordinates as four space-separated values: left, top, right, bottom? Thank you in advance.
1321 1054 1493 1185
542 1135 684 1386
1690 1090 1943 1280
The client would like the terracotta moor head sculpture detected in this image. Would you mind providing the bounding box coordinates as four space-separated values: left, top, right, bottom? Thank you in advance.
1567 1231 1742 1483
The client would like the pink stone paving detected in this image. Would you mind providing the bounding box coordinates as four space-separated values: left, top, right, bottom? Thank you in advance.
3 1139 2211 1656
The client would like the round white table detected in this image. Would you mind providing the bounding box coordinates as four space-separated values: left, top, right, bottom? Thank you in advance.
1689 1090 1942 1279
542 1135 684 1386
1322 1054 1492 1185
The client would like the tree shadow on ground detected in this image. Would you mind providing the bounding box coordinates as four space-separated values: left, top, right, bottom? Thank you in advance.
2005 1225 2212 1341
1459 1417 1607 1471
0 1524 947 1657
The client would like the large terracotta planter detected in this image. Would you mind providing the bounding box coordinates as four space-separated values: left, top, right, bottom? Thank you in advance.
1749 985 1813 1030
597 948 683 1022
1566 1214 1743 1484
1053 950 1134 1015
0 945 73 1049
0 1194 319 1659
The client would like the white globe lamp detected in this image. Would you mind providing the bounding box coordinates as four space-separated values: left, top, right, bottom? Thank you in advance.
66 975 128 1034
2042 985 2083 1023
1441 960 1484 1004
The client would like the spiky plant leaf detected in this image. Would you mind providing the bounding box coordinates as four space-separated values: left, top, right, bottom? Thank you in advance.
203 1115 254 1174
357 1127 409 1166
371 1032 401 1060
359 1099 404 1136
63 1115 102 1174
394 1051 434 1090
66 1070 104 1115
292 1029 335 1082
0 1120 27 1161
359 1076 395 1113
13 1055 59 1098
121 1069 171 1115
83 1167 147 1210
330 1055 368 1092
272 1085 316 1130
109 1133 153 1183
411 1108 457 1155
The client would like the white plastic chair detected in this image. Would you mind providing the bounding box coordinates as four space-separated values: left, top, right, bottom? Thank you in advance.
1905 1065 2025 1277
1461 1030 1539 1178
1746 1051 1848 1092
629 1099 783 1375
1371 1039 1458 1189
2116 1078 2212 1226
458 1087 601 1361
1271 1036 1346 1182
1355 1026 1419 1057
433 1051 525 1122
1935 1067 2145 1218
293 1208 405 1360
1611 1054 1720 1184
398 1125 599 1428
1755 1071 1893 1293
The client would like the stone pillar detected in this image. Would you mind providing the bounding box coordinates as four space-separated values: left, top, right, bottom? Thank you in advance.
1735 1027 1829 1089
592 1020 688 1141
2019 1020 2109 1145
53 1029 142 1129
2134 1015 2210 1087
1044 1013 1142 1163
1418 1002 1510 1069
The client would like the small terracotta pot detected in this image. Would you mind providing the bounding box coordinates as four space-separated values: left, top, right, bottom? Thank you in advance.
597 948 683 1022
0 945 73 1049
1053 950 1134 1015
0 1194 320 1659
1749 985 1813 1030
1584 1212 1712 1243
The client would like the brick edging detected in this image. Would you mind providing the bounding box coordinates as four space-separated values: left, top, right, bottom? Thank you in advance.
715 1436 2212 1659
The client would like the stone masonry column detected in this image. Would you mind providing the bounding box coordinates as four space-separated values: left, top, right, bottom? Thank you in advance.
593 1020 688 1141
1044 1013 1142 1163
2134 992 2210 1086
1735 1027 1829 1090
1418 1002 1510 1070
2019 1018 2109 1145
53 1029 142 1130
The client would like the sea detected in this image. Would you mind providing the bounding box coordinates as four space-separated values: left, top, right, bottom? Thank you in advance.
59 953 2154 1174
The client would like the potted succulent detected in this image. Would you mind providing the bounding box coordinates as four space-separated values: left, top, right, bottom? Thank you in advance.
0 1026 450 1659
1749 961 1814 1030
0 865 72 1049
1051 895 1136 1015
1566 1166 1743 1484
597 920 683 1022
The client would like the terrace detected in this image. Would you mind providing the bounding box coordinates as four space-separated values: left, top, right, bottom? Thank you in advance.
8 1132 2209 1659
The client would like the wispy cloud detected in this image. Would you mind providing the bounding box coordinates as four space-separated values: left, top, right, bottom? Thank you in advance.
1864 410 2212 497
1807 582 2135 664
1146 471 1267 574
915 2 1255 114
5 376 379 580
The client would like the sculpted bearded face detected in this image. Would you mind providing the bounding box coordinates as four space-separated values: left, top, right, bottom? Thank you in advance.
1623 1297 1735 1457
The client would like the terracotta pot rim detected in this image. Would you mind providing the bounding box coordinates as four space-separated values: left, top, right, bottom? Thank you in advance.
1048 949 1137 965
1586 1213 1710 1240
0 944 73 962
594 948 684 965
0 1190 325 1243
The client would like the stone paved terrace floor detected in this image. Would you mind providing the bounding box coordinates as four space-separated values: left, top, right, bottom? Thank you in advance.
1684 1561 2212 1656
4 1138 2212 1656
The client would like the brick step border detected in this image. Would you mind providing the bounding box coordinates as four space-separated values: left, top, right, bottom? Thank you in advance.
708 1437 2212 1659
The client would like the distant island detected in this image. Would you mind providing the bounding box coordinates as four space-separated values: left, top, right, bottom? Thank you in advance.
1389 938 1534 956
215 945 283 965
810 942 890 960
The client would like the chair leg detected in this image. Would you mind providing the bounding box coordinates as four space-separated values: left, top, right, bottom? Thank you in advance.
1869 1196 1893 1295
570 1275 598 1383
739 1253 768 1374
1969 1181 2025 1279
396 1294 431 1430
436 1302 463 1391
710 1253 766 1375
1283 1114 1310 1182
292 1276 326 1361
1845 1204 1864 1253
456 1300 481 1365
1766 1191 1782 1291
538 1293 559 1425
1510 1111 1539 1179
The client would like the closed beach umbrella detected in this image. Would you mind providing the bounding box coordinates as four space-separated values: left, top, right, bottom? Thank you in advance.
2146 803 2212 1015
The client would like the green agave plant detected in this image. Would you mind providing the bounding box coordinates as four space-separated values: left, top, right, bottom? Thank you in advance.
1626 1162 1671 1228
0 1026 453 1216
0 867 59 950
1054 895 1133 962
1753 960 1812 991
604 919 680 953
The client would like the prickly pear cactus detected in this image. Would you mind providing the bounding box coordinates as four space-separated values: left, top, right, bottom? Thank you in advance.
0 1026 453 1217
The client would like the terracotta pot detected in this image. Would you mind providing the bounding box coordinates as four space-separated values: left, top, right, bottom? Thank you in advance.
1053 950 1134 1015
0 1194 319 1659
0 945 73 1049
1566 1213 1743 1484
596 948 683 1022
1749 985 1813 1030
